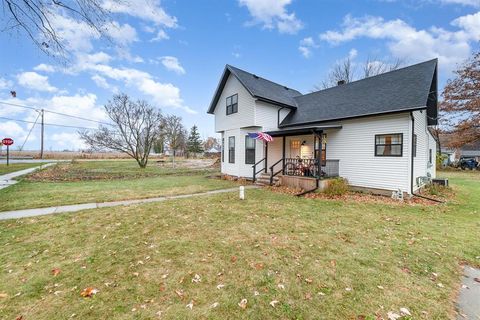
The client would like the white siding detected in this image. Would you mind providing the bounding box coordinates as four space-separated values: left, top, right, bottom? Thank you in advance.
220 128 266 178
427 128 437 179
214 74 256 133
254 101 290 131
327 113 411 193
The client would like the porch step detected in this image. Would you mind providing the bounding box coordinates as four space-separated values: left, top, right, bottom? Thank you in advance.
255 173 280 186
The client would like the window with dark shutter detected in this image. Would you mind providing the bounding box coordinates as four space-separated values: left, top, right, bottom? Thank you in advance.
228 136 235 163
245 136 255 164
375 134 403 157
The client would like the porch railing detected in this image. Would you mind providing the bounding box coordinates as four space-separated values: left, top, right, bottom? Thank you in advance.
251 157 267 182
284 158 339 179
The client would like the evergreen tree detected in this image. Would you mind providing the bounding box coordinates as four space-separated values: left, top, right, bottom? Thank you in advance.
187 125 203 157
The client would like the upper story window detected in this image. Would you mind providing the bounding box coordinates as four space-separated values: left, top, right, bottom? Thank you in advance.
226 94 238 115
375 133 403 157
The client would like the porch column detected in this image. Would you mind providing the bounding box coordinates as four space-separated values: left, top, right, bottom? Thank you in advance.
317 130 323 180
264 141 268 173
282 136 286 174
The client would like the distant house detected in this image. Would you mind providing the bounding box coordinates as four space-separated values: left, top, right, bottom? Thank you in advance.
441 139 480 164
207 59 438 194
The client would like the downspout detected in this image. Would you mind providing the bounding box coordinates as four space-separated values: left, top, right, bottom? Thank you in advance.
410 111 444 203
277 107 286 128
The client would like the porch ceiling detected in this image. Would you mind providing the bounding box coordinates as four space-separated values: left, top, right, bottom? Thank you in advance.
265 125 342 137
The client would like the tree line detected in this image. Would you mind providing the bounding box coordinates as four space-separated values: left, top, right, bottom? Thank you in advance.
80 94 220 168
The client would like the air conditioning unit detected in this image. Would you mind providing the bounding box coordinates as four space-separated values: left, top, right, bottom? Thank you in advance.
432 178 449 187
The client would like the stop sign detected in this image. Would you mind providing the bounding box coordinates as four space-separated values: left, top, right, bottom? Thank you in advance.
2 138 13 146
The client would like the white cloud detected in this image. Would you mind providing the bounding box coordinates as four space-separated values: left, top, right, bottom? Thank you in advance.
298 36 319 58
349 48 358 59
238 0 303 34
151 29 170 42
106 21 138 45
159 56 186 75
33 64 56 73
50 132 86 150
0 77 12 90
85 64 195 113
17 72 58 92
451 11 480 41
102 0 178 27
0 121 30 145
91 75 118 93
440 0 480 7
319 13 480 73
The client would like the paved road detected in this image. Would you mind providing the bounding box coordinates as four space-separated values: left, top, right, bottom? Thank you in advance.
0 163 55 190
0 185 258 220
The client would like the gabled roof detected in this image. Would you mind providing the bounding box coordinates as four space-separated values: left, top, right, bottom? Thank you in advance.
281 59 438 127
207 65 302 114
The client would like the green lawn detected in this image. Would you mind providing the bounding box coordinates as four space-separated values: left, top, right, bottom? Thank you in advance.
0 160 234 211
0 171 478 319
0 162 50 175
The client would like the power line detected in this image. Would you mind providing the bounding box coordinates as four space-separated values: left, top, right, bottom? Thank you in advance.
20 112 41 151
0 116 99 130
0 100 112 126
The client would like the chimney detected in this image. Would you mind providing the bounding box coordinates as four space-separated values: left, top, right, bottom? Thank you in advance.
337 80 346 86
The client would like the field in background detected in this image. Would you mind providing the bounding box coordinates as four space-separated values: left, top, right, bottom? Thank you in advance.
0 150 179 160
0 171 478 319
0 159 229 211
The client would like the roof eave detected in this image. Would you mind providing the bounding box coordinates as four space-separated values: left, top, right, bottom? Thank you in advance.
279 106 428 128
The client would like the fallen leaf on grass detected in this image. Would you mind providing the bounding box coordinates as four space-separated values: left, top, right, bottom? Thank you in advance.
210 302 219 308
238 298 247 309
304 278 313 284
400 307 411 316
80 287 98 298
186 301 194 309
304 292 312 300
175 290 184 299
437 283 444 288
277 283 285 290
231 256 237 263
0 293 8 298
387 311 401 320
254 263 264 270
270 300 279 307
192 274 201 283
16 316 23 320
377 286 384 290
51 268 61 276
216 284 225 290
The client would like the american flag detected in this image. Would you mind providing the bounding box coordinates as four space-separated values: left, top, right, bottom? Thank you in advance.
248 132 273 142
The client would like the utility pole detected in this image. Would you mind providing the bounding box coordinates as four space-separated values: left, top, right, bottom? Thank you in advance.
40 109 44 159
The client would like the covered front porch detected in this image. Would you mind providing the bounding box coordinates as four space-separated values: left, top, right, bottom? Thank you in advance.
252 125 342 187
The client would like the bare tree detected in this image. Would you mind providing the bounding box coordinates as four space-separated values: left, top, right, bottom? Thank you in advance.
316 57 356 90
162 114 187 167
1 0 111 59
315 57 404 90
362 57 403 78
80 93 163 168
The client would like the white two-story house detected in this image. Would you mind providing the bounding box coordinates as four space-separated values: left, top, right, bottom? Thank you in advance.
207 59 438 194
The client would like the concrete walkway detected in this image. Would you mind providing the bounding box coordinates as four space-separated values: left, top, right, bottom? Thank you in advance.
0 163 55 190
457 265 480 319
0 186 258 220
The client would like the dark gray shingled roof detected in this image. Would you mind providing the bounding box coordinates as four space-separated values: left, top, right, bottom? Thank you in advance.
207 65 302 114
281 59 438 127
207 59 438 126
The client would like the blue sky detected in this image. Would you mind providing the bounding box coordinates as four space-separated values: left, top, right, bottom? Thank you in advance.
0 0 479 151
